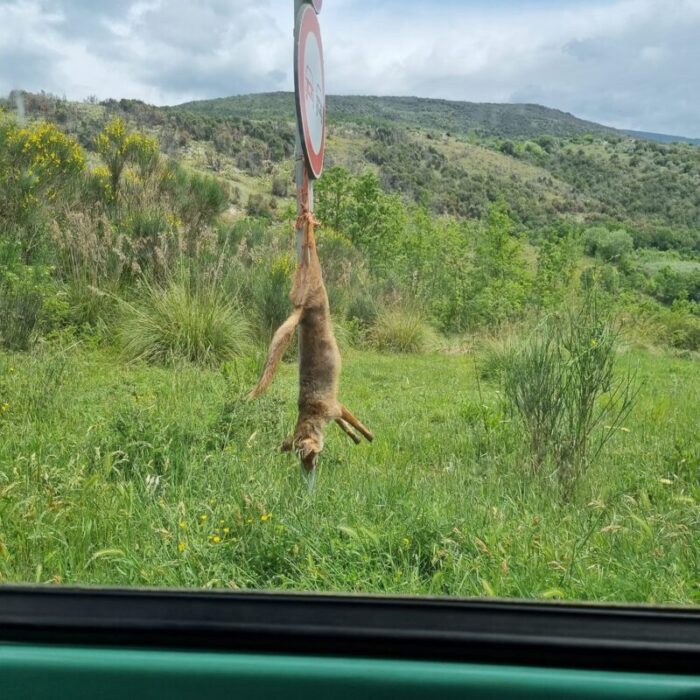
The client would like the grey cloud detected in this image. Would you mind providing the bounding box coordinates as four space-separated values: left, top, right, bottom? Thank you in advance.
0 45 60 93
1 0 700 137
41 0 135 43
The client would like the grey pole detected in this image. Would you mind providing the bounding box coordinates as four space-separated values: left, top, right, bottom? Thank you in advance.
294 0 312 262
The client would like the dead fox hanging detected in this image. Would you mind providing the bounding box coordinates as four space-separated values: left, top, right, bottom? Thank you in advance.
247 211 373 472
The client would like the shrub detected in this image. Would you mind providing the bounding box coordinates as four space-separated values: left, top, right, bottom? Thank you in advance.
652 266 700 304
246 193 273 218
501 295 639 496
369 309 439 353
178 172 228 257
271 175 288 197
94 117 158 197
584 227 633 262
119 279 252 366
629 298 700 351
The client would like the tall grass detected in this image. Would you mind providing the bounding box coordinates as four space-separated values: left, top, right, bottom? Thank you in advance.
119 279 252 366
0 346 696 603
369 309 440 353
0 283 43 351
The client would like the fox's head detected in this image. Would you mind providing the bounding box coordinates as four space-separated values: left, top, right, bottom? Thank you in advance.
281 421 325 472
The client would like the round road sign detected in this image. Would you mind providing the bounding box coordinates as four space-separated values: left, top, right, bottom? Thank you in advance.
294 4 325 179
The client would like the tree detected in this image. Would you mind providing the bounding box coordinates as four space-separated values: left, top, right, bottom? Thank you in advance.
466 201 529 327
315 166 352 232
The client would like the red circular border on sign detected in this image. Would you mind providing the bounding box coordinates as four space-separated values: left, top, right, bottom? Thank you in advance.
295 5 325 179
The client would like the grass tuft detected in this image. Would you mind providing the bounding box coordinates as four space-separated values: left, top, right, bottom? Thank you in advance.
119 279 252 366
368 309 440 354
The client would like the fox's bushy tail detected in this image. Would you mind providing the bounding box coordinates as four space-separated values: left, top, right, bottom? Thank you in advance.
247 308 302 399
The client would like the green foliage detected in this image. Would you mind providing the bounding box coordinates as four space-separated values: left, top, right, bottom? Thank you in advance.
172 93 615 140
0 116 85 261
119 279 252 366
94 117 159 198
246 192 273 218
0 256 68 350
651 265 700 304
502 296 639 496
369 309 439 353
247 251 294 334
0 279 43 351
464 202 529 328
623 296 700 351
169 166 229 257
585 227 634 262
315 166 353 232
271 175 288 197
532 228 580 308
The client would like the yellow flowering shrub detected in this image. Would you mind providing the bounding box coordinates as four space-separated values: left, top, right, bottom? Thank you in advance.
6 121 84 207
95 117 160 195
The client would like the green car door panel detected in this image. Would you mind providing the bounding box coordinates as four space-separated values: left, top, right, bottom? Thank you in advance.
3 645 700 700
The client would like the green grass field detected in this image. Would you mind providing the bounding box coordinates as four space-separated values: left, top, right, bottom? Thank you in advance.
0 343 697 603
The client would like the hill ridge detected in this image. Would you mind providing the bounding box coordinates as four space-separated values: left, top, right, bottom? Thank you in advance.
170 92 700 145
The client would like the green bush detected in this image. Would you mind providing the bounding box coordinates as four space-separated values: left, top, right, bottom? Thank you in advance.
369 309 439 353
271 175 288 197
584 227 633 262
119 279 252 366
501 296 639 496
652 266 700 304
621 296 700 351
246 193 273 218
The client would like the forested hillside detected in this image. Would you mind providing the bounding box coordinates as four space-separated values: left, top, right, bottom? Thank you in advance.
173 92 618 139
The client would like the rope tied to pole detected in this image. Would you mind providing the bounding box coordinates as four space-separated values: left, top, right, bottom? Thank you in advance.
295 170 320 266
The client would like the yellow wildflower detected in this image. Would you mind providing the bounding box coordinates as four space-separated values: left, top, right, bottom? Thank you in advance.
179 521 187 529
200 514 208 522
260 513 271 522
177 542 186 553
211 535 221 544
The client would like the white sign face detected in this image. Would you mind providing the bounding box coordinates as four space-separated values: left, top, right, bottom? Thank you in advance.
303 31 324 158
295 5 325 178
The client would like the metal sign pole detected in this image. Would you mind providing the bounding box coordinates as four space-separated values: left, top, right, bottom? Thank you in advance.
294 0 324 258
294 0 310 263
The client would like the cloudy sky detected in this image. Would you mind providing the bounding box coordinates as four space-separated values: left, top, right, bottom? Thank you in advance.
1 0 699 136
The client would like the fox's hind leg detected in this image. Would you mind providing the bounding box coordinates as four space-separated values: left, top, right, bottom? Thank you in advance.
340 405 374 443
335 417 361 444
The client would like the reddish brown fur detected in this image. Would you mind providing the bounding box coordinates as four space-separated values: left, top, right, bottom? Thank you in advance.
247 215 373 471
